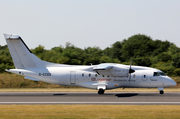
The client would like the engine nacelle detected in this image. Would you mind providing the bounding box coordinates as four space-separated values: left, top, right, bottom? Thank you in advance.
111 66 129 77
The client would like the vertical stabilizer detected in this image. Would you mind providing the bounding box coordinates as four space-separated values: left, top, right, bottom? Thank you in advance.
4 34 42 69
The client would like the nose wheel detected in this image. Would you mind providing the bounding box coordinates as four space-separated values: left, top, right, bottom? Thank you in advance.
158 88 164 94
160 90 164 94
98 89 105 94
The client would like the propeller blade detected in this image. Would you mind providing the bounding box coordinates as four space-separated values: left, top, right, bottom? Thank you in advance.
130 59 132 68
129 73 131 83
129 58 135 73
129 58 135 83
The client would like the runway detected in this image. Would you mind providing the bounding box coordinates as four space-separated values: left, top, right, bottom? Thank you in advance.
0 92 180 105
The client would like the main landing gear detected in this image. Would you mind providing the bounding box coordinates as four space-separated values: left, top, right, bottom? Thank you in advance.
98 89 105 94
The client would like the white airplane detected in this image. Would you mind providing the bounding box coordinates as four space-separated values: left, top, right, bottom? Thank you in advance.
4 33 177 94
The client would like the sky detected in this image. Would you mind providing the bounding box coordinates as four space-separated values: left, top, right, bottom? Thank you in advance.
0 0 180 50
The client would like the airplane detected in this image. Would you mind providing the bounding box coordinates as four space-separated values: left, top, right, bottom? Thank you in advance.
4 33 177 94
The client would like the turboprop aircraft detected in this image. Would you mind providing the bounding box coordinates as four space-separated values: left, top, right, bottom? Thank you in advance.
4 33 177 94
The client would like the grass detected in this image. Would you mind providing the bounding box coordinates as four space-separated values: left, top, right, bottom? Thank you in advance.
0 105 180 119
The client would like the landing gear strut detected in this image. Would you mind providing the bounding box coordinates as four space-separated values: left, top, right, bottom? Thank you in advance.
98 89 105 94
160 90 164 94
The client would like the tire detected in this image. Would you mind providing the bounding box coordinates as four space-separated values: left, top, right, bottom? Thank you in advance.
98 89 104 94
160 90 164 94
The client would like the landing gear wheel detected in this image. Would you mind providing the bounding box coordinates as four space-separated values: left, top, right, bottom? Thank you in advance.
160 90 164 94
98 89 105 94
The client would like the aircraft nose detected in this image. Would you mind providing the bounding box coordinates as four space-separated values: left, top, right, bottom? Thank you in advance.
168 77 177 87
165 77 177 87
171 80 177 87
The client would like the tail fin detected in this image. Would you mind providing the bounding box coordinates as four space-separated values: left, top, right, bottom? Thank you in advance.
4 34 43 69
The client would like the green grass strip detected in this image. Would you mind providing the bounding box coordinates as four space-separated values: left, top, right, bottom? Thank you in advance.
0 105 180 119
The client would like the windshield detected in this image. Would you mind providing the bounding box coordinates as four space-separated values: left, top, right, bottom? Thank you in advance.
159 72 166 76
153 72 166 76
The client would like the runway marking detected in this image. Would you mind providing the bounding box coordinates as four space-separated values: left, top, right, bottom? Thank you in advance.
0 102 180 104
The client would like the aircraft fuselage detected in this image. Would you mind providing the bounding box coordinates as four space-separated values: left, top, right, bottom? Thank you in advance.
7 64 176 90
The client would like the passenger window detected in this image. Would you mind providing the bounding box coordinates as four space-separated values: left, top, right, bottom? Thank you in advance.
89 74 91 77
82 73 84 77
144 75 146 78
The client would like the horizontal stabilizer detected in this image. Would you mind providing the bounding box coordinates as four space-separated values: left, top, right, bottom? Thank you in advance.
25 76 41 81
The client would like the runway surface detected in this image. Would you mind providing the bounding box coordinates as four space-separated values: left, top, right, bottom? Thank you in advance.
0 92 180 105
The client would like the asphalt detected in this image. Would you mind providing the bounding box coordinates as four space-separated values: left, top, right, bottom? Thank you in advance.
0 92 180 105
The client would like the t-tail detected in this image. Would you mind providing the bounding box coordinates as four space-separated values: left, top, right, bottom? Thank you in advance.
4 33 68 69
4 33 45 69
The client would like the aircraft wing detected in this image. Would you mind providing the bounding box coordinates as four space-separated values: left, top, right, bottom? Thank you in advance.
93 63 113 70
93 63 129 77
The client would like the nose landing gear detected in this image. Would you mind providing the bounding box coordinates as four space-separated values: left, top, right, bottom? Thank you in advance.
98 89 105 94
160 90 164 94
158 88 164 94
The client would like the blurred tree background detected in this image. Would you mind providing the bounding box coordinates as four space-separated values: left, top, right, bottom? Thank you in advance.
1 34 180 76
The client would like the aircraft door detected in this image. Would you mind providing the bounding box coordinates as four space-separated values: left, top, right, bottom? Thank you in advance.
70 72 76 84
142 73 148 81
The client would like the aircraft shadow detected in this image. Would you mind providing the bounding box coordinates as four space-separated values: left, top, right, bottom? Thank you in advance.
54 93 114 96
53 94 67 96
0 94 67 96
115 93 139 97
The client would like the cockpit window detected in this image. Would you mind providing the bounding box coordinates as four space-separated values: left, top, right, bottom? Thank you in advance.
153 72 166 76
159 72 166 76
153 72 160 76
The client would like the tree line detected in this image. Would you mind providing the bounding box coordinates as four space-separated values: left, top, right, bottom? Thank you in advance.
1 34 180 76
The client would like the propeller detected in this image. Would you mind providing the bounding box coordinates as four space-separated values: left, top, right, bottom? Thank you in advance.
129 59 135 83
